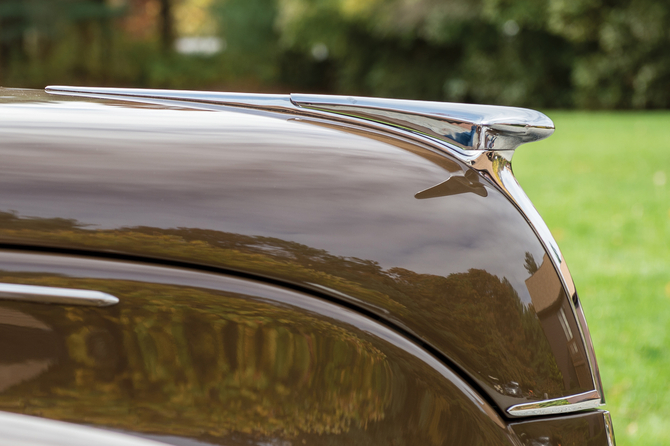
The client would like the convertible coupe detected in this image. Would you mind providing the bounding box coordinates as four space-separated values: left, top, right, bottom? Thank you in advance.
0 86 615 445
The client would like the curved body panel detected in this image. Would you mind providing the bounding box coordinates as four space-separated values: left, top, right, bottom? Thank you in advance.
0 251 513 445
0 88 595 413
510 411 616 446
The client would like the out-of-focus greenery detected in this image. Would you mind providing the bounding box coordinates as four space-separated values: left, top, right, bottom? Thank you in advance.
1 0 670 108
514 112 670 446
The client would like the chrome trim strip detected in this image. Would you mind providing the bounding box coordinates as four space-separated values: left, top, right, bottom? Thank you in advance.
0 283 118 307
506 390 602 417
574 295 606 403
291 93 554 154
0 411 170 446
45 86 294 110
45 86 554 156
603 411 616 446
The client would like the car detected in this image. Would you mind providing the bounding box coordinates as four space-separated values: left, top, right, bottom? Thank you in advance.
0 85 615 445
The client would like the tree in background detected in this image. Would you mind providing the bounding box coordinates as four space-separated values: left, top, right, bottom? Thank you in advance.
0 0 124 83
158 0 173 52
269 0 575 106
0 1 28 73
545 0 670 108
212 0 281 86
1 0 670 109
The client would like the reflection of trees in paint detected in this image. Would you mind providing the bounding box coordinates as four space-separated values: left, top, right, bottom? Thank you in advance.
524 252 592 393
0 275 509 445
387 267 565 396
0 210 567 398
0 277 391 439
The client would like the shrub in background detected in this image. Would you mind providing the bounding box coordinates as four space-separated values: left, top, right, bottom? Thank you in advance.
1 0 669 109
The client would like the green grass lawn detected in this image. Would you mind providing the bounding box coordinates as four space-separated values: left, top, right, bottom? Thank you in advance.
513 112 670 446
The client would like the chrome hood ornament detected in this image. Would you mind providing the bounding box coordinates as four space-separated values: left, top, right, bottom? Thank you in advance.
45 86 553 157
290 93 554 154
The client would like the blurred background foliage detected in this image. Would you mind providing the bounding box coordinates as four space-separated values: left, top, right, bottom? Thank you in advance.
0 0 669 108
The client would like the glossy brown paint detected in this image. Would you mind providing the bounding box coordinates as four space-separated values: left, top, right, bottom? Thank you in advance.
0 251 613 446
0 88 595 413
510 411 615 446
0 251 514 446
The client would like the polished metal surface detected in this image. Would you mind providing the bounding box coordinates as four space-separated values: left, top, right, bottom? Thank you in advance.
45 86 554 155
507 389 601 416
291 93 554 154
0 411 170 446
0 251 514 445
604 411 617 446
0 283 118 307
46 85 295 110
0 88 599 417
575 294 606 402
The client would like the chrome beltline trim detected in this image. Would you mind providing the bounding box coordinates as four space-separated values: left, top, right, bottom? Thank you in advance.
290 93 554 154
0 283 119 307
506 390 602 417
43 86 603 416
46 86 295 110
574 295 606 403
0 411 170 446
603 411 617 446
46 86 554 155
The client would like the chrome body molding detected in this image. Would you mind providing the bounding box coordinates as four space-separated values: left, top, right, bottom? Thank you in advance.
46 86 553 155
506 390 602 417
46 85 295 110
0 283 119 307
574 294 606 403
43 85 603 416
0 411 170 446
290 94 554 154
604 411 617 446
